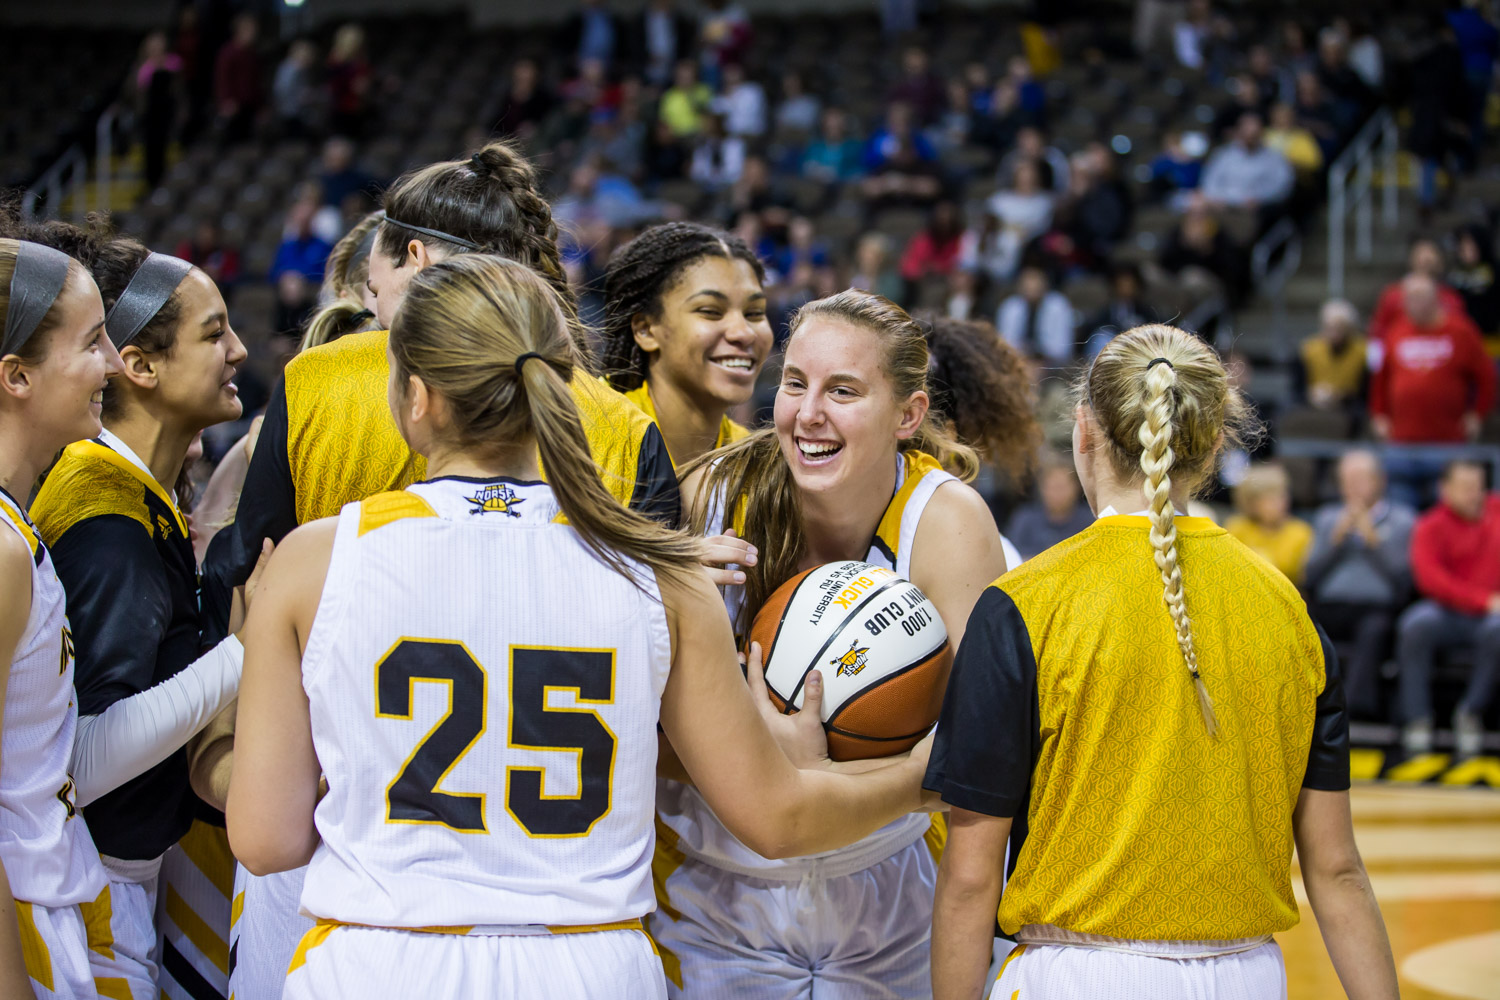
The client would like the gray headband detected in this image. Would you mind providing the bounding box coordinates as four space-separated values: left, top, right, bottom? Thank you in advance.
384 217 481 251
105 253 193 349
3 241 73 358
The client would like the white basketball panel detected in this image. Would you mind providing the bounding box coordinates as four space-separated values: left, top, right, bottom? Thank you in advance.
760 561 949 722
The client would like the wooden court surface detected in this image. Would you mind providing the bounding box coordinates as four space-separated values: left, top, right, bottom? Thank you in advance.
1281 782 1500 999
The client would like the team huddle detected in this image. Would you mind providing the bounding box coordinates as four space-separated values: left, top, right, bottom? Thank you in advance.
0 141 1400 1000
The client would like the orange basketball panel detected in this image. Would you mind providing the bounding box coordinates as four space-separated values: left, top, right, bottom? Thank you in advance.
749 566 816 660
828 647 952 743
826 729 926 761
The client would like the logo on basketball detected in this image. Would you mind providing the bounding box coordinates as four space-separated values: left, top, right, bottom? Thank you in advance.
831 639 871 678
466 483 525 517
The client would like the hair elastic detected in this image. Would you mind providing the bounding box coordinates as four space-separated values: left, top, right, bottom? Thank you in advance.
469 152 491 177
3 241 73 357
514 351 546 376
105 253 193 349
384 217 481 251
1146 357 1174 371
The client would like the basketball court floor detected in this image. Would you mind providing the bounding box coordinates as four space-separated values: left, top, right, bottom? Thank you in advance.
1280 780 1500 999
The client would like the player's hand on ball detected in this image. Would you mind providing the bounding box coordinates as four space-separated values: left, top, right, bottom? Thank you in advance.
744 640 831 769
700 529 756 587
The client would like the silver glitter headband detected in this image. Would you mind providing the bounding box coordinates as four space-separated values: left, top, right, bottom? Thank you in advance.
104 253 193 349
2 241 73 357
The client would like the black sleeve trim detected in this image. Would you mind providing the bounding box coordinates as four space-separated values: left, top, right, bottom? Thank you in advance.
923 587 1041 818
630 422 683 528
1303 620 1352 792
200 382 297 639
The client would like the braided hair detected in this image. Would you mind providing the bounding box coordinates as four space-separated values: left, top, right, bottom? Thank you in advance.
376 141 575 321
600 222 765 392
1080 324 1258 735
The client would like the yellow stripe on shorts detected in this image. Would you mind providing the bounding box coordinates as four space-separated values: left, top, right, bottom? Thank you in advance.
95 977 133 1000
177 822 235 897
14 901 53 991
995 943 1027 986
287 923 338 975
80 883 115 960
164 886 230 975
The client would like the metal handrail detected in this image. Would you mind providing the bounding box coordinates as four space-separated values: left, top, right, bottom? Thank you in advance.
1251 216 1303 364
21 144 88 223
1275 438 1500 470
96 104 121 219
1327 108 1399 299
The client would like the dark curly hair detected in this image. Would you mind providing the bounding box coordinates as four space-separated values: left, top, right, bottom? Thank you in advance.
920 315 1042 481
377 141 576 323
0 209 184 419
599 222 765 392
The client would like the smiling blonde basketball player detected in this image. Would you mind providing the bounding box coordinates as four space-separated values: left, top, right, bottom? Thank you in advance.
650 291 1028 999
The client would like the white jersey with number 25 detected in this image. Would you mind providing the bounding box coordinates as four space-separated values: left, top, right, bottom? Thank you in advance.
299 476 671 931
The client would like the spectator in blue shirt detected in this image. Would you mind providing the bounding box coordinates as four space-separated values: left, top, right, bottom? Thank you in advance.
863 102 935 172
801 108 865 183
270 197 332 284
1447 0 1500 154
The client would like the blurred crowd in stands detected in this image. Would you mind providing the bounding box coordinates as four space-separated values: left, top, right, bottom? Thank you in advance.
87 0 1500 749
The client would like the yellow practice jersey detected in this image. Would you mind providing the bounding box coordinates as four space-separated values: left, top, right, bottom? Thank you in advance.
620 383 750 470
923 514 1349 942
201 330 679 638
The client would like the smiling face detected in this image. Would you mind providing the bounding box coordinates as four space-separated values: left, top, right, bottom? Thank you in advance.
4 267 119 452
637 255 771 412
774 318 927 498
128 269 246 431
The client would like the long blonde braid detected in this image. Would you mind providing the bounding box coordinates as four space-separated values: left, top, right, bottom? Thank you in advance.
1137 360 1217 735
1082 325 1258 735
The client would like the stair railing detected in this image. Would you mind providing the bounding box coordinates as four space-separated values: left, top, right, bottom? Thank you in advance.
1327 108 1399 299
21 145 89 224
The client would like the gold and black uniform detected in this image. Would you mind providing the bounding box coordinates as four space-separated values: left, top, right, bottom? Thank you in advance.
31 439 202 861
923 514 1349 941
202 329 680 637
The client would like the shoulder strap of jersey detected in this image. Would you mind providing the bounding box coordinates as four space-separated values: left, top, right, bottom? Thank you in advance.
873 450 956 578
32 440 188 545
0 489 42 565
357 490 439 537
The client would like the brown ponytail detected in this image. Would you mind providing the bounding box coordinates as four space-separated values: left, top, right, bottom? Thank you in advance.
376 141 577 324
390 254 701 586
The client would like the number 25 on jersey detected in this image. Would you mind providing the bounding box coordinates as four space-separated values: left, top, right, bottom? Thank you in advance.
374 639 618 838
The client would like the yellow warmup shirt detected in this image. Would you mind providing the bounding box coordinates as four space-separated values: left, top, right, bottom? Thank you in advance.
201 329 679 638
1225 515 1314 586
1299 334 1367 404
621 382 750 470
923 515 1349 942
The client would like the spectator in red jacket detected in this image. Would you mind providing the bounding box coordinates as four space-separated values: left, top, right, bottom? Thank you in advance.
1371 273 1496 507
899 199 964 294
1367 236 1469 345
1396 460 1500 758
214 13 262 143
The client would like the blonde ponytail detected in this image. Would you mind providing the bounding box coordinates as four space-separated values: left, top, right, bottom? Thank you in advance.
1083 324 1258 737
1137 361 1217 735
390 254 702 587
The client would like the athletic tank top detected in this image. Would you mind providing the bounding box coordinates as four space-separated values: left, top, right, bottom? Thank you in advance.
0 488 106 907
657 450 956 878
300 477 672 929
